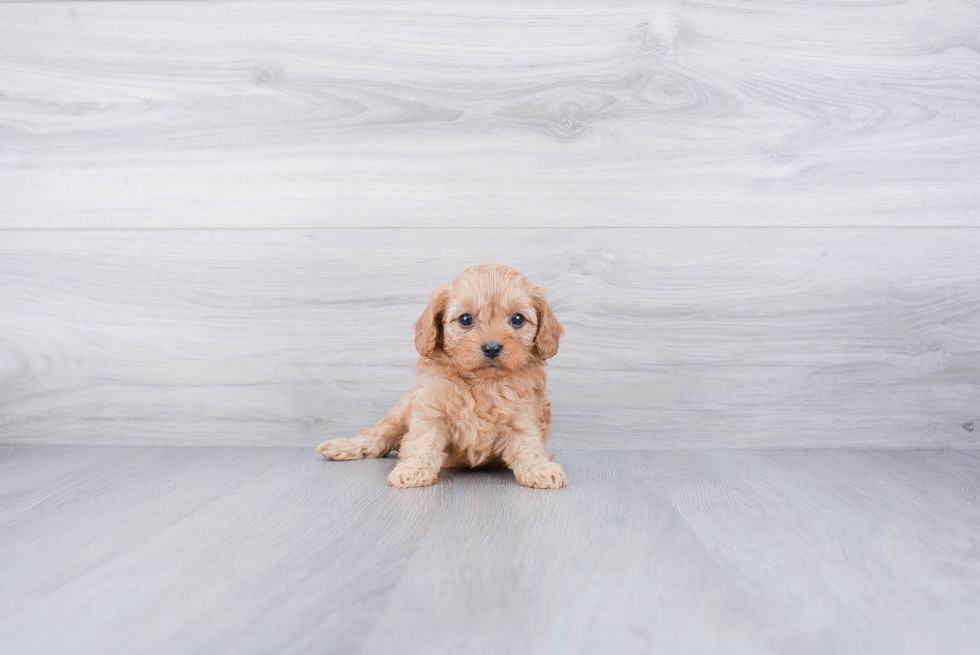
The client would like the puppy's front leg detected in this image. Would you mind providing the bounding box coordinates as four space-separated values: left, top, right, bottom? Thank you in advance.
388 419 447 488
501 419 567 489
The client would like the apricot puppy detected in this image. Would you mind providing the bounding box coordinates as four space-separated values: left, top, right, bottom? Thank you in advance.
317 264 566 489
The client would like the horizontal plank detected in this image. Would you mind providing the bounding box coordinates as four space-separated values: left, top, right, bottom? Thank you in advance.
0 227 977 448
1 0 979 227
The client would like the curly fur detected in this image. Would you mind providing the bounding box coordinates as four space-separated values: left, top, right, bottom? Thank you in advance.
317 264 566 489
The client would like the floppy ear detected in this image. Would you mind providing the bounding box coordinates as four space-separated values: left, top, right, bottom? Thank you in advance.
414 285 451 357
532 287 564 360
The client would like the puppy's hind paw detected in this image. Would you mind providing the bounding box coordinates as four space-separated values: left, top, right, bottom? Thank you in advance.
317 438 366 461
516 461 567 489
387 463 439 488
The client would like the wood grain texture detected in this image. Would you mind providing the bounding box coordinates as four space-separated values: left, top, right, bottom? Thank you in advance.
1 0 979 228
2 446 979 654
0 445 448 654
1 228 977 448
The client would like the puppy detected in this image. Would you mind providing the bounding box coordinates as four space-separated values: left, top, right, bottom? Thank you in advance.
317 264 567 489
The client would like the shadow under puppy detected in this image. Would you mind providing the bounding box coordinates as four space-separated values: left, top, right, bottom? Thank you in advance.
317 264 567 489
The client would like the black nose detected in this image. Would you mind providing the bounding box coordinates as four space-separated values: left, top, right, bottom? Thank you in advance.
482 341 503 359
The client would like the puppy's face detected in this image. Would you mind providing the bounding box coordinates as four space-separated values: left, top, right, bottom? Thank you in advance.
414 264 563 376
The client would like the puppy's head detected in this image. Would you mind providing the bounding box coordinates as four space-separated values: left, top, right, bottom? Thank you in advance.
414 264 563 376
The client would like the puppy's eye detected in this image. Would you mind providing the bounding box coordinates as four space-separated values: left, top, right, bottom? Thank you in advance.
510 312 525 327
459 313 473 327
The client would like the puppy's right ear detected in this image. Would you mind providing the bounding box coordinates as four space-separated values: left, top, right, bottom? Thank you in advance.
414 285 451 357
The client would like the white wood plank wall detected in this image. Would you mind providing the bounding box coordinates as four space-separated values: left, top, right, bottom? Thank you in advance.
1 1 978 448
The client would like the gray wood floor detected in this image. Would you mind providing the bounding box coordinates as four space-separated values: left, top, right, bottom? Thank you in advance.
2 445 978 655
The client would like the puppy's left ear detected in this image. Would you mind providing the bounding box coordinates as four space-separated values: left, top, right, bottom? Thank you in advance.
414 285 451 357
532 287 564 360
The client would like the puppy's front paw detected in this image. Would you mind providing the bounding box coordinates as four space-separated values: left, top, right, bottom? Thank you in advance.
317 438 365 461
388 463 439 488
516 461 567 489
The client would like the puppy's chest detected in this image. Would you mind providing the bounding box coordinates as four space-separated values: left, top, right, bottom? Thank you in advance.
451 381 526 440
441 385 514 467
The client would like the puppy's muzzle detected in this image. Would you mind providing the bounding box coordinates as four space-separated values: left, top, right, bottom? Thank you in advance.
481 341 503 360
